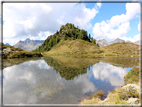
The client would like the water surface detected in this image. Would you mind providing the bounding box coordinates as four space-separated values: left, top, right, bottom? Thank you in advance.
3 56 139 104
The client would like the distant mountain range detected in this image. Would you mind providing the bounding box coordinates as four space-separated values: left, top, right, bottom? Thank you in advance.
134 40 142 45
96 39 110 47
13 38 44 51
96 38 141 47
9 37 142 51
6 43 10 46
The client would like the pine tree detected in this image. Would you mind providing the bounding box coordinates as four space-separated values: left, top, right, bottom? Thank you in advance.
89 34 91 39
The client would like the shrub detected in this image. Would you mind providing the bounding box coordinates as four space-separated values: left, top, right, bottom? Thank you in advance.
90 90 104 99
96 90 104 98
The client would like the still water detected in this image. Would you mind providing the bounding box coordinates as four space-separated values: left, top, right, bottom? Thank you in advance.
3 56 139 104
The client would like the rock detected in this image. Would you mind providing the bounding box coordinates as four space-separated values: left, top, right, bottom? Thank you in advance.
127 98 139 104
98 98 109 103
122 84 140 94
104 98 109 102
3 48 11 53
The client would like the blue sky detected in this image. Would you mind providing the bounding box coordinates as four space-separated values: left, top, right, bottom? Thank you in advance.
3 2 140 45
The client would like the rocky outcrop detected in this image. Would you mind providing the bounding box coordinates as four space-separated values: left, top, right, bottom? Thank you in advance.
122 84 140 94
3 48 11 54
127 98 139 104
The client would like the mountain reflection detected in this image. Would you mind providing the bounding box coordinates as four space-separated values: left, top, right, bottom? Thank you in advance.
43 56 100 80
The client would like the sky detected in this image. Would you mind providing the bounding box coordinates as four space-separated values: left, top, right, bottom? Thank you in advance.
2 1 141 45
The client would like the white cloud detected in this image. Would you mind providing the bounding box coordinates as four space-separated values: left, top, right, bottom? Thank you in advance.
93 3 140 41
3 3 100 45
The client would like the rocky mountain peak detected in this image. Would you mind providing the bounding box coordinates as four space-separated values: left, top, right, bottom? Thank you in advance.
14 38 44 51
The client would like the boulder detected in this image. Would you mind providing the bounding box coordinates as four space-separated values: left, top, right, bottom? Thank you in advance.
3 48 11 54
127 98 139 104
98 98 109 103
122 84 140 94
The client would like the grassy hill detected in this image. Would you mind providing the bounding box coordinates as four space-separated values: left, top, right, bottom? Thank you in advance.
33 23 140 58
45 39 102 55
33 23 97 53
100 42 140 57
2 43 42 59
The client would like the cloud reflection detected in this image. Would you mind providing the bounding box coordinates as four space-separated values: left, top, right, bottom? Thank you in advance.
3 59 52 104
92 62 128 86
74 73 97 94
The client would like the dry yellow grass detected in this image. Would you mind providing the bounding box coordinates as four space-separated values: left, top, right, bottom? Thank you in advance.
47 39 100 55
101 43 140 56
44 40 140 58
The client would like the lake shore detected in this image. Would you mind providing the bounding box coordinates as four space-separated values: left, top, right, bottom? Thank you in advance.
43 52 140 58
80 66 140 105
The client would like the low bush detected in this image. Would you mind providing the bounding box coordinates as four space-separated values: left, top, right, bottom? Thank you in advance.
90 90 104 99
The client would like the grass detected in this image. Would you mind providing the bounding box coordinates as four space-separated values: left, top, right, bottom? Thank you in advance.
43 40 140 58
46 39 100 55
81 88 129 104
101 43 139 57
124 67 139 84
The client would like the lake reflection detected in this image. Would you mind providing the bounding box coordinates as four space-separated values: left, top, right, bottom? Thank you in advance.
3 56 139 104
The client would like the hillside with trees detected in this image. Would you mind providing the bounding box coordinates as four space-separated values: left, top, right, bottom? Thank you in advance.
33 23 140 58
33 23 97 53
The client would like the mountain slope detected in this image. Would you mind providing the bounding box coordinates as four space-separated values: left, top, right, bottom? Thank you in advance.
33 23 96 53
101 42 140 56
14 38 44 51
109 38 124 44
47 39 100 55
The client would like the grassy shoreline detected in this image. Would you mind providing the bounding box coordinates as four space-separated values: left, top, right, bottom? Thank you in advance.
80 66 140 105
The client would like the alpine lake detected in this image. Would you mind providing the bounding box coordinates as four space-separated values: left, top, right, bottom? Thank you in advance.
2 56 140 105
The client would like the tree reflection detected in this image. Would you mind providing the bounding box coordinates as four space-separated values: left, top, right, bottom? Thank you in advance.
43 56 99 80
